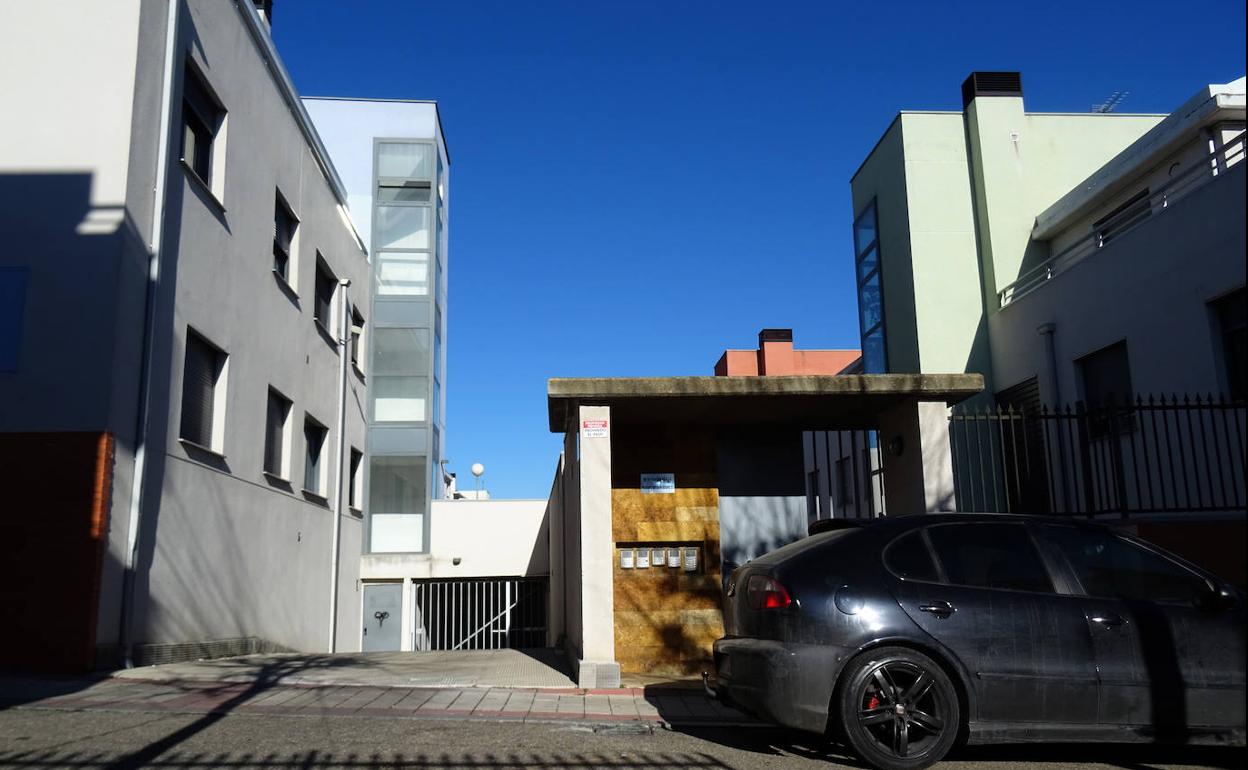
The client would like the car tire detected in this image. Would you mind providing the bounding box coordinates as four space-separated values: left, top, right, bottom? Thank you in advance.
833 646 961 770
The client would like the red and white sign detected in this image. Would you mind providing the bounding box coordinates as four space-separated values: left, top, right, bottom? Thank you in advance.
581 419 609 438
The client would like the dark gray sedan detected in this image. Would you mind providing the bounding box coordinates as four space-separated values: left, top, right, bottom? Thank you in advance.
708 513 1245 770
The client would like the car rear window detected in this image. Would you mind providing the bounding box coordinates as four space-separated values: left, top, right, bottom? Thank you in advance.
750 527 864 566
883 531 939 582
927 523 1053 593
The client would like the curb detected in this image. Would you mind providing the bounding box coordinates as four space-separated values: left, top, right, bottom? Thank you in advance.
14 701 771 730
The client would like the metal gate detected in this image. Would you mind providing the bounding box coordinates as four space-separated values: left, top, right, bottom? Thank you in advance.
950 394 1247 516
411 577 548 651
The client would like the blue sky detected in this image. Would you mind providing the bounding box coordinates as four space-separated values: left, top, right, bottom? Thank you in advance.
275 0 1246 498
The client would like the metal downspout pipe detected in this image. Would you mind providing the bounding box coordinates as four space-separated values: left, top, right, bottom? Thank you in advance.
119 0 180 669
328 280 352 652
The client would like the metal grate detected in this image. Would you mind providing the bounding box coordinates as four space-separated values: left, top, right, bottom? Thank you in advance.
412 577 548 651
951 394 1247 516
962 71 1023 107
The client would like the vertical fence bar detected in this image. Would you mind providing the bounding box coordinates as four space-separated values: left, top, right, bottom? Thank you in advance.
1233 404 1246 508
850 431 862 516
1107 398 1129 516
1040 408 1060 514
1216 398 1238 507
1182 395 1205 510
1127 397 1145 513
1173 396 1194 509
1142 396 1160 510
1197 395 1219 508
1001 406 1018 513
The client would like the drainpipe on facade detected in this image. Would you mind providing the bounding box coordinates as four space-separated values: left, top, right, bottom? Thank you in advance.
1037 322 1061 408
328 279 352 653
120 0 180 669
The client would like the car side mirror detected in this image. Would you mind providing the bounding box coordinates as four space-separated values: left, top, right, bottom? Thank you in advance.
1197 585 1236 611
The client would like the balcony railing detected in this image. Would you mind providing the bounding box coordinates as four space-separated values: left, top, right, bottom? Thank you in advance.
998 133 1245 308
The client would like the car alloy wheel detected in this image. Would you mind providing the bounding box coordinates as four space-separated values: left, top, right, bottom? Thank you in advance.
836 646 960 770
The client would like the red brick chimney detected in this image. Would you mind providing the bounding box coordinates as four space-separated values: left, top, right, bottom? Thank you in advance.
757 328 796 375
713 329 861 376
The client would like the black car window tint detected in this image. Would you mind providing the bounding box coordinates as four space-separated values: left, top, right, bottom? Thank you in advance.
1039 526 1208 604
883 531 940 582
927 523 1054 593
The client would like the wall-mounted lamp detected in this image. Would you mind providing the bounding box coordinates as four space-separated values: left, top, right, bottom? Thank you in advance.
452 557 462 566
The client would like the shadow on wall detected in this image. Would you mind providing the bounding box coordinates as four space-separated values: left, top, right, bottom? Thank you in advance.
716 428 808 572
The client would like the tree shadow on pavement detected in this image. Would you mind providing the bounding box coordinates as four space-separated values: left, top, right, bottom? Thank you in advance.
78 655 380 770
0 748 741 769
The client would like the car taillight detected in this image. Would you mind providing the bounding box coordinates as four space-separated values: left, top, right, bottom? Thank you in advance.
746 575 792 610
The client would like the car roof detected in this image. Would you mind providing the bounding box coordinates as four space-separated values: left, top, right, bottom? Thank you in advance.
857 512 1115 533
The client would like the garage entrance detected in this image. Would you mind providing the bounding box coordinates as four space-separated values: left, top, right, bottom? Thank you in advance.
412 577 548 651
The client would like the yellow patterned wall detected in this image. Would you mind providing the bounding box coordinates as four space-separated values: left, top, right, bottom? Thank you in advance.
611 425 724 675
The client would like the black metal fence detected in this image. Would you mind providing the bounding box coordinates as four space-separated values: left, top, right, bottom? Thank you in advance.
412 577 548 651
950 394 1247 516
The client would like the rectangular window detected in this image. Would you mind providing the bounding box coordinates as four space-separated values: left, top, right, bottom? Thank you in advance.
376 251 429 296
928 523 1054 593
1078 341 1134 407
1078 341 1135 438
303 416 328 496
273 191 297 282
375 205 431 250
372 327 430 423
1094 189 1151 247
349 447 363 509
0 266 26 373
180 329 227 451
180 64 223 185
368 455 428 553
350 306 366 369
377 180 431 204
314 258 336 329
853 200 887 373
1212 288 1246 400
263 388 291 478
369 456 428 512
377 142 434 180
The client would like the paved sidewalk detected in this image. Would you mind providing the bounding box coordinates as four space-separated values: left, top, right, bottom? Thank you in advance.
0 675 757 728
112 649 580 689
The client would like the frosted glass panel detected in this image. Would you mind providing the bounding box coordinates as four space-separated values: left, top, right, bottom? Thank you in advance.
370 514 424 552
369 455 428 513
377 251 428 296
373 375 427 422
373 328 429 376
376 205 430 250
378 143 433 180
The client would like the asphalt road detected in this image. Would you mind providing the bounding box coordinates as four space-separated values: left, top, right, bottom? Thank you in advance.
0 708 1241 770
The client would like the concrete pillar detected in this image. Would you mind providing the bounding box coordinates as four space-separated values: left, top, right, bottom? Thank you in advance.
574 404 619 687
879 400 957 514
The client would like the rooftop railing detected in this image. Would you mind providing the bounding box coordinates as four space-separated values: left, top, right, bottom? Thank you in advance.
998 132 1245 309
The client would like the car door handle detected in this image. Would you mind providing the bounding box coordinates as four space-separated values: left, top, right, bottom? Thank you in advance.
1090 614 1124 627
918 601 955 618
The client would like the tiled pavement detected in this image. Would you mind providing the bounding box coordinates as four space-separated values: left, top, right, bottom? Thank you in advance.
0 676 758 728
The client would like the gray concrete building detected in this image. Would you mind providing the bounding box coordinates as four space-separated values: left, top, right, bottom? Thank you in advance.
0 0 369 670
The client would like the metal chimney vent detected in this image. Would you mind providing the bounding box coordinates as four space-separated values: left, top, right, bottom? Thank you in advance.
961 72 1023 108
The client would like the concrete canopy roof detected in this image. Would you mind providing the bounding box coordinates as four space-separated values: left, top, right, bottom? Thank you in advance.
547 374 984 432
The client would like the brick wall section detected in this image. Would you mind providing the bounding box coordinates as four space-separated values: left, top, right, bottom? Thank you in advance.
0 432 113 672
610 424 724 676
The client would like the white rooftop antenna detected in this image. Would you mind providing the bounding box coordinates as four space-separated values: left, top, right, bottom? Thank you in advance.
1091 90 1129 113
